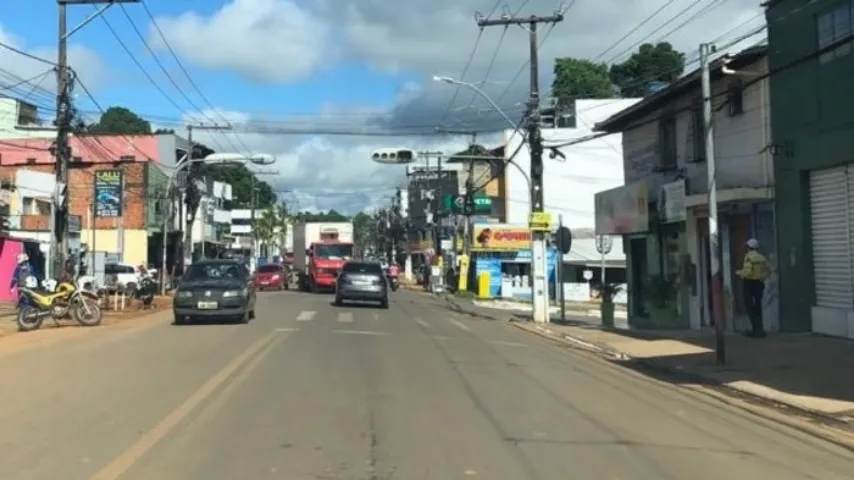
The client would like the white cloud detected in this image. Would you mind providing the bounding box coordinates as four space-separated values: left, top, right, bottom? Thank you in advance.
0 24 107 95
147 0 331 83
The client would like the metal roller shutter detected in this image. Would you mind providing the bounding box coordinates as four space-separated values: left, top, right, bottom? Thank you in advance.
810 166 852 309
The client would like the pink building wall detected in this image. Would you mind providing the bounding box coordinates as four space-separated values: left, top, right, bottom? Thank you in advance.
0 238 24 302
0 135 162 166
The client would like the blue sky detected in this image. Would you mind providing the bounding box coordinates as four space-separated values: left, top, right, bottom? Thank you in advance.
4 1 417 121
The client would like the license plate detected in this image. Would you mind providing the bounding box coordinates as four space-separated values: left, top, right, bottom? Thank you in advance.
260 281 269 285
197 301 218 309
352 280 371 285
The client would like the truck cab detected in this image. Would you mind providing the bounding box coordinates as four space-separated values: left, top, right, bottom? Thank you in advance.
307 241 354 291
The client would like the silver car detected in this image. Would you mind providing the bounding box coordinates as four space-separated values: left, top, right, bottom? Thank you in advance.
334 261 388 309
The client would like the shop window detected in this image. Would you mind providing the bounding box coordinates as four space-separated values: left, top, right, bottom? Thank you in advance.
817 4 852 64
727 81 744 116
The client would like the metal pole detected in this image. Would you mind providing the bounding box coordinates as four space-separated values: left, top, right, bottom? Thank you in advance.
161 152 189 295
200 197 206 260
558 214 565 323
182 126 194 271
53 2 69 280
701 42 726 365
250 174 256 271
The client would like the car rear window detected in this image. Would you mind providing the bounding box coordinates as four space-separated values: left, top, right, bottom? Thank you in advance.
184 263 246 281
257 265 282 273
341 262 382 274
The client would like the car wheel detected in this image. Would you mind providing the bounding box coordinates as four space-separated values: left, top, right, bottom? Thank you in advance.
173 314 185 326
249 309 256 319
238 311 250 324
334 296 343 306
380 298 389 309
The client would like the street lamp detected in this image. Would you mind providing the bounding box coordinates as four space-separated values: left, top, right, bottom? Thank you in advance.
159 152 276 294
432 75 520 133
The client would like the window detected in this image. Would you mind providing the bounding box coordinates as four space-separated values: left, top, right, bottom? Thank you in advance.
727 81 744 116
818 5 852 64
314 244 354 259
342 262 383 274
105 263 135 274
658 117 677 169
257 264 283 273
184 262 246 281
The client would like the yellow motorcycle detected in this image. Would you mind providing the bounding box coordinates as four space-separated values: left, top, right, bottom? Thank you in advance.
16 279 102 332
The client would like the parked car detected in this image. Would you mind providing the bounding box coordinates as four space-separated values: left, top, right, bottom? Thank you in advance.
334 261 388 309
255 263 287 291
104 263 143 292
172 260 256 325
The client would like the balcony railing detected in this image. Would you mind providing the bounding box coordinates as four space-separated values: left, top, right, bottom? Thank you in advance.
7 214 83 233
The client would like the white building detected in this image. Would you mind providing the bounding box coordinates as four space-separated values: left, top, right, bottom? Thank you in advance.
0 98 54 140
594 45 774 331
503 98 641 287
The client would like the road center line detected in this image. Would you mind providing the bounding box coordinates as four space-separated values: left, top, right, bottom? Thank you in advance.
332 330 387 336
89 330 287 480
416 318 431 328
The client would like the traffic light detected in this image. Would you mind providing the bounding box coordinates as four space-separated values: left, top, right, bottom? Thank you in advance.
370 148 416 164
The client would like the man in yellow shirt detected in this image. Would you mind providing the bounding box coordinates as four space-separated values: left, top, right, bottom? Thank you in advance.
736 238 771 338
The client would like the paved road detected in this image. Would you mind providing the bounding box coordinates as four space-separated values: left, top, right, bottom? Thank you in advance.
0 291 852 479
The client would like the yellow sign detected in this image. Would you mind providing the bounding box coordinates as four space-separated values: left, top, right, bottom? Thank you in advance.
457 254 470 291
472 224 531 251
529 211 553 232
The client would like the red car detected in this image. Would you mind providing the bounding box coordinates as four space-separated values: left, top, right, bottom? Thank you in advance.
255 264 288 291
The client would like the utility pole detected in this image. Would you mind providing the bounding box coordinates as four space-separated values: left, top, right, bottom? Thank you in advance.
477 11 563 324
249 169 278 271
56 1 140 277
700 42 726 365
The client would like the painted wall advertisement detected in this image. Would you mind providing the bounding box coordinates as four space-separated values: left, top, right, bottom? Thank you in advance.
94 169 123 217
594 180 649 234
472 224 531 251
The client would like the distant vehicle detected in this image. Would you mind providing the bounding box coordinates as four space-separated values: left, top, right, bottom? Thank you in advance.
255 263 287 291
293 221 355 292
172 260 256 325
334 261 388 309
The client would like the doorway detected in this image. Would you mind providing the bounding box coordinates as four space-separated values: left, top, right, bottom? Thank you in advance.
629 237 648 317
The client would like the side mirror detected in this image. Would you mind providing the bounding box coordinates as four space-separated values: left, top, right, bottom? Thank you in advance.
306 249 313 257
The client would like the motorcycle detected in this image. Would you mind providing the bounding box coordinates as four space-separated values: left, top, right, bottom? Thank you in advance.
16 276 102 332
126 273 157 308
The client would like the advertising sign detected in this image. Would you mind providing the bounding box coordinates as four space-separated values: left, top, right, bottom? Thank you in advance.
594 180 649 234
93 170 123 218
472 224 531 251
406 170 458 229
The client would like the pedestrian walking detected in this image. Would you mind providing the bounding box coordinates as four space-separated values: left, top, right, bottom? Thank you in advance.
736 238 771 338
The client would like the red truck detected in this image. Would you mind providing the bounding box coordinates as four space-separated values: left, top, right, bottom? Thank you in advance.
292 222 355 292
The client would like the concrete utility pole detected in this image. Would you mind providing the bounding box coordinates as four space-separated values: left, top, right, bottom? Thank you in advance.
54 1 139 277
700 42 726 365
477 12 564 324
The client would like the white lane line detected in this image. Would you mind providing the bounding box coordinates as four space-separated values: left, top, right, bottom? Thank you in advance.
337 312 354 323
372 313 380 322
416 318 431 328
333 330 387 336
275 327 299 332
489 340 528 347
448 317 471 332
296 310 316 321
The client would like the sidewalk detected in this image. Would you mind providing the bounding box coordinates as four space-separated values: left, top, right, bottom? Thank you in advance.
445 295 854 424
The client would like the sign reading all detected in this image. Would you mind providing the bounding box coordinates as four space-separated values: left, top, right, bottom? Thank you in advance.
472 224 531 251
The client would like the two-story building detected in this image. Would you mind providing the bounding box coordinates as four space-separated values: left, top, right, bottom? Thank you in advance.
593 46 775 331
767 0 854 339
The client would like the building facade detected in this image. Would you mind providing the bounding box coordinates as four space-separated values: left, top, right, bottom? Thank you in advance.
594 46 775 331
768 0 854 338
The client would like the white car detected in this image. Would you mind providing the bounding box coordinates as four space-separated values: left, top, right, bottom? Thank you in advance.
104 263 143 290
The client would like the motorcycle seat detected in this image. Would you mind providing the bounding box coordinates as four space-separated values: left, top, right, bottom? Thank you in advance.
26 287 59 296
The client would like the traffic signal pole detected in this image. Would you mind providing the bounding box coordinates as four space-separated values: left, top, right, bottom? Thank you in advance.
477 12 563 323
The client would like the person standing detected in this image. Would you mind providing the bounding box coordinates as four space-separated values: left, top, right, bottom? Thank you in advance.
736 238 771 338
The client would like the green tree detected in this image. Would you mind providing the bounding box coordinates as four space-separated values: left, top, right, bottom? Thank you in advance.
551 58 614 107
87 106 152 135
154 128 175 134
292 210 349 222
609 42 685 97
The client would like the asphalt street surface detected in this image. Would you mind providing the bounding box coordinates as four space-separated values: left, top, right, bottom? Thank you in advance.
0 291 852 479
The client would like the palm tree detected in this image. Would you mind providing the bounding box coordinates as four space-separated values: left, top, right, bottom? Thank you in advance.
253 202 292 258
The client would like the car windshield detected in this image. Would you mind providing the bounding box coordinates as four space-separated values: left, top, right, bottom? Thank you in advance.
257 265 281 273
184 263 245 281
341 262 383 274
314 244 353 259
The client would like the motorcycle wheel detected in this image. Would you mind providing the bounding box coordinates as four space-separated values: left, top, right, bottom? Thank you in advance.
17 307 44 332
72 298 103 327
